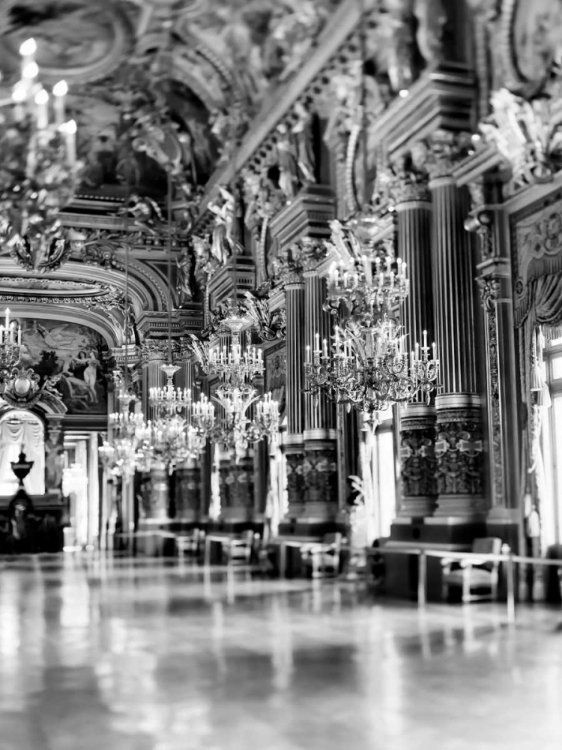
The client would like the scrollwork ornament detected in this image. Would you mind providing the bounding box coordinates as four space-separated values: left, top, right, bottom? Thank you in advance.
479 88 562 192
477 276 501 313
243 291 286 342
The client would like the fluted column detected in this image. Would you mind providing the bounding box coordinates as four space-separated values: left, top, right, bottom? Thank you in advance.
253 374 269 521
284 271 306 517
395 184 437 517
303 268 337 519
429 170 485 518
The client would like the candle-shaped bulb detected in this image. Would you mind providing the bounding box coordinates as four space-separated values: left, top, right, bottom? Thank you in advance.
53 80 68 97
35 89 49 130
19 38 37 57
35 88 49 105
60 119 77 164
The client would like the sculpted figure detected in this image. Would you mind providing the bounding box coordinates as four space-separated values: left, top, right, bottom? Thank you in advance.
176 248 193 305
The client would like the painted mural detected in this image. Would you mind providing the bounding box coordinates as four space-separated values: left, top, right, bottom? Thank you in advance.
18 321 111 415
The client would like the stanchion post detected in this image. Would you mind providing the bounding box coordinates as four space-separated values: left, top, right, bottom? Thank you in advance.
418 550 427 607
506 550 516 624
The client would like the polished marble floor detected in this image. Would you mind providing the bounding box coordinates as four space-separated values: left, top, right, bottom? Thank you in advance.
0 554 561 750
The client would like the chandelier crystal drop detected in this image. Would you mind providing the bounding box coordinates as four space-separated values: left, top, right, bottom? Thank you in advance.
0 38 82 268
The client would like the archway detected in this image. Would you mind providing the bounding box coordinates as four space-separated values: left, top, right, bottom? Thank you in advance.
0 410 45 496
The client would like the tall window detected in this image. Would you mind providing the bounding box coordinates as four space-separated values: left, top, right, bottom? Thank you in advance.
0 410 45 496
542 338 562 546
360 411 397 541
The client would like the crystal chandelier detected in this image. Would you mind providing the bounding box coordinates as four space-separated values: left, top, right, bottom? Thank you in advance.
104 390 145 478
306 223 439 422
205 312 264 382
145 363 207 471
204 383 279 460
189 300 278 457
0 38 81 270
0 308 22 379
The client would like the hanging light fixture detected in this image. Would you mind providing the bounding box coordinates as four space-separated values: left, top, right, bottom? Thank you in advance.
144 174 208 471
190 313 278 458
306 221 439 421
99 203 148 477
0 38 82 271
0 308 22 379
205 305 264 382
304 14 440 423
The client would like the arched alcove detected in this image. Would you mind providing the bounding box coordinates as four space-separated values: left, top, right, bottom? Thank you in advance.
0 410 45 496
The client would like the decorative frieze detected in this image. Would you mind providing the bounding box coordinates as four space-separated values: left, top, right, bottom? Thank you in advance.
434 396 485 516
302 446 338 508
285 449 305 513
399 405 437 516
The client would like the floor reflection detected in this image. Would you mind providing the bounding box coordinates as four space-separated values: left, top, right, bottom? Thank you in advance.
0 553 561 749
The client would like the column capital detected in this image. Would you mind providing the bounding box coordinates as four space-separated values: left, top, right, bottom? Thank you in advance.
273 236 327 285
411 130 473 183
141 338 180 365
382 162 431 206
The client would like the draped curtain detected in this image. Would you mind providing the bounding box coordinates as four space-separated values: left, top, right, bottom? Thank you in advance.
0 417 45 496
517 271 562 550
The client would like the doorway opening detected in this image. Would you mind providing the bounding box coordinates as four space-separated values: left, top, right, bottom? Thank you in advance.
0 409 45 496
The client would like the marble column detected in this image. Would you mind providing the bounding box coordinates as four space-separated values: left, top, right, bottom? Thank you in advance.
395 186 437 517
284 272 306 518
175 458 201 523
303 268 338 521
429 172 485 518
144 462 169 521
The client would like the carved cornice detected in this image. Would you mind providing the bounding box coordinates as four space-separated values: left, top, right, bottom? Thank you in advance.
0 283 124 312
195 1 365 213
372 62 475 158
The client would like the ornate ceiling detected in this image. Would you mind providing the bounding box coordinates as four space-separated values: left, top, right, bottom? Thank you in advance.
0 0 342 346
